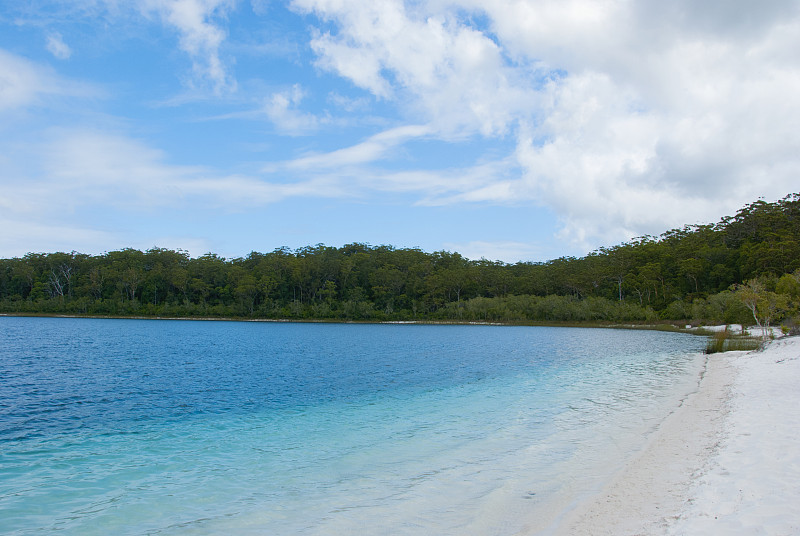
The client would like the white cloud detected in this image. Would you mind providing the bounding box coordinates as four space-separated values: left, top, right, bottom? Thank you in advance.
0 125 359 217
4 1 799 258
0 50 48 112
503 3 800 247
0 49 94 112
327 92 370 112
293 0 541 137
1 124 279 258
263 84 327 134
260 124 524 204
294 0 800 250
142 0 236 94
36 129 348 207
410 157 520 205
0 216 116 257
46 32 72 60
277 124 432 170
11 1 238 94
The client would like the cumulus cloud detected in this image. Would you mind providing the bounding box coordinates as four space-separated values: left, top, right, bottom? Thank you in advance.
293 0 800 249
293 0 542 137
498 0 800 246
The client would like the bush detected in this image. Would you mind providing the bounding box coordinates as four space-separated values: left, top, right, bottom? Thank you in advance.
704 328 762 354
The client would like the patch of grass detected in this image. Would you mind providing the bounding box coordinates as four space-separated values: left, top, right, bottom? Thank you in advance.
704 329 762 354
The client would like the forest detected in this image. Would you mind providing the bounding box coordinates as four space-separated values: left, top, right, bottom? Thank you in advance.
1 194 799 329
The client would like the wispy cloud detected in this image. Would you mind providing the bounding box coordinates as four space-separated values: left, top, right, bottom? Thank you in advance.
262 84 328 135
0 50 96 112
36 129 346 207
259 124 520 206
0 216 116 257
275 125 432 170
9 0 238 95
9 123 368 213
45 32 72 60
142 0 236 94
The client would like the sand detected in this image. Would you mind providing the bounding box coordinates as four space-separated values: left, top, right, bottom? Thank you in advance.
552 335 800 536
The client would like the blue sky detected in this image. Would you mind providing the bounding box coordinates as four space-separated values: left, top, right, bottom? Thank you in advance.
2 1 799 262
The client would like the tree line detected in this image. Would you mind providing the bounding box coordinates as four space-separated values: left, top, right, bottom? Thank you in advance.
1 194 799 327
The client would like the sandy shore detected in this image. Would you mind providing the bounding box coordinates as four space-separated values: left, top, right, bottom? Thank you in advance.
553 335 800 536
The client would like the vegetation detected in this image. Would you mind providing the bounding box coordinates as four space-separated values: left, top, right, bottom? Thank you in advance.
2 194 799 329
704 329 763 354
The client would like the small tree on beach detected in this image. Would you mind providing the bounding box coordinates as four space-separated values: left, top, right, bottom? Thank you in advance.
737 279 788 341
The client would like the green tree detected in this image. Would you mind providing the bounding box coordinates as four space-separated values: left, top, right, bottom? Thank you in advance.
737 279 789 341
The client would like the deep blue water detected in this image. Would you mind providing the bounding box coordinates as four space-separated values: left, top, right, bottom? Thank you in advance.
0 317 705 535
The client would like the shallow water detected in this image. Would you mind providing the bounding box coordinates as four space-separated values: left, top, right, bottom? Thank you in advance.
0 317 705 535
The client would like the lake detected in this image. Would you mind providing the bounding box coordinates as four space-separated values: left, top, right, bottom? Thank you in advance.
0 316 705 535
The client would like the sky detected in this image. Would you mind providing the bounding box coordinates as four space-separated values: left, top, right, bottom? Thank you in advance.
1 1 799 263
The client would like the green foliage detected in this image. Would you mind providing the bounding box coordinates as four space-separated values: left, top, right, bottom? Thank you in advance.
1 194 799 324
736 278 791 340
776 271 800 299
704 329 762 354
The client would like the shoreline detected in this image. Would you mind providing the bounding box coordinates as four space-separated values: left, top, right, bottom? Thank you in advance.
553 335 800 535
0 312 710 334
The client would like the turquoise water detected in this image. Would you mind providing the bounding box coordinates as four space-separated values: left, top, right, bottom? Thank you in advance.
0 317 705 535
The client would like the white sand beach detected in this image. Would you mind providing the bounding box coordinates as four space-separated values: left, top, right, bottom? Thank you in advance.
554 334 800 536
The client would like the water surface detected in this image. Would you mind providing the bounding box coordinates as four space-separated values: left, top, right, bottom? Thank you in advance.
0 317 705 535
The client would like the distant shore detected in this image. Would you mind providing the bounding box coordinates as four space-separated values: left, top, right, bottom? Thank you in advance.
0 312 714 334
554 335 800 535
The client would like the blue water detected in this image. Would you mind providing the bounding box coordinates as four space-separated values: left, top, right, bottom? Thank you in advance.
0 317 706 535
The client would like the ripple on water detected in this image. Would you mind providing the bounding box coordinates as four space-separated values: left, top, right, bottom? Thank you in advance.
0 317 705 535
